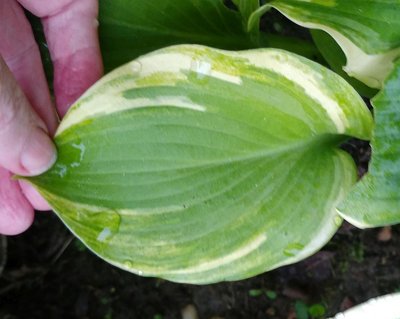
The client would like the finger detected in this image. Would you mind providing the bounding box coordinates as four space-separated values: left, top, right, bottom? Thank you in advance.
0 0 58 134
43 0 103 116
19 0 103 116
0 167 34 235
19 180 51 211
0 57 56 176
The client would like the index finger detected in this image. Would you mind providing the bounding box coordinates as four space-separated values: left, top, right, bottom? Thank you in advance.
19 0 103 117
0 0 58 133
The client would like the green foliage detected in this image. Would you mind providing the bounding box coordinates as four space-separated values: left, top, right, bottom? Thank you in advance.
295 301 326 319
268 0 400 54
308 303 326 318
99 0 257 72
232 0 261 33
249 289 264 297
26 0 400 287
310 30 377 98
340 61 400 228
98 0 323 73
295 301 309 319
264 0 400 88
249 288 277 299
265 290 277 300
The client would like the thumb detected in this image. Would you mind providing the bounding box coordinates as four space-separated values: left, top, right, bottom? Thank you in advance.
0 57 56 176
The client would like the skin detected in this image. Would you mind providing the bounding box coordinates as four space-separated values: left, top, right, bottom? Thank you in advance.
0 0 103 235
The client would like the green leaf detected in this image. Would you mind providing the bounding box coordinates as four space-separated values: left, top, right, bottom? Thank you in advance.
248 4 273 33
262 33 322 62
311 30 378 98
99 0 257 72
295 301 309 319
339 60 400 228
30 0 320 78
308 303 326 318
261 0 400 88
330 293 400 319
24 45 372 284
234 0 261 33
249 289 264 297
265 290 277 300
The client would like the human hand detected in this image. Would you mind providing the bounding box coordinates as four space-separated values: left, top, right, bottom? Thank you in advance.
0 0 103 235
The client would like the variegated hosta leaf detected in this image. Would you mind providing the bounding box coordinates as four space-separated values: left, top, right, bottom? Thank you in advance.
339 61 400 228
256 0 400 88
311 30 377 98
330 293 400 319
24 45 372 284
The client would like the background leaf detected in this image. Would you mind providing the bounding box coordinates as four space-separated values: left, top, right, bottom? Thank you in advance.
25 45 372 284
262 0 400 88
98 0 322 72
311 30 377 98
339 60 400 228
232 0 260 33
27 0 322 79
99 0 257 72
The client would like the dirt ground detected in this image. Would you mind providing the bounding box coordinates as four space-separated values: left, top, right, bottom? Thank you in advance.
1 206 399 319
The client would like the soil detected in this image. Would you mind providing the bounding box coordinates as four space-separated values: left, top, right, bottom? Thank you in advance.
1 212 399 319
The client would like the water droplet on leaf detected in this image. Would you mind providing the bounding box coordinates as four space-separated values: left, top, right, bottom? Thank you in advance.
74 210 121 245
190 59 211 81
130 61 142 74
123 260 133 268
97 227 112 242
283 242 304 257
334 215 342 227
53 164 68 178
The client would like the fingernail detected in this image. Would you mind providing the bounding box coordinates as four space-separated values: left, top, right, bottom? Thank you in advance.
20 128 57 175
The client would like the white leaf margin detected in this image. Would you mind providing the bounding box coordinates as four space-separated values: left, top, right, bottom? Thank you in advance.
249 3 400 89
273 13 400 89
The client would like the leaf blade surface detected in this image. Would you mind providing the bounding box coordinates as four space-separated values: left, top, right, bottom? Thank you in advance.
26 45 372 283
266 0 400 88
99 0 257 72
339 60 400 227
